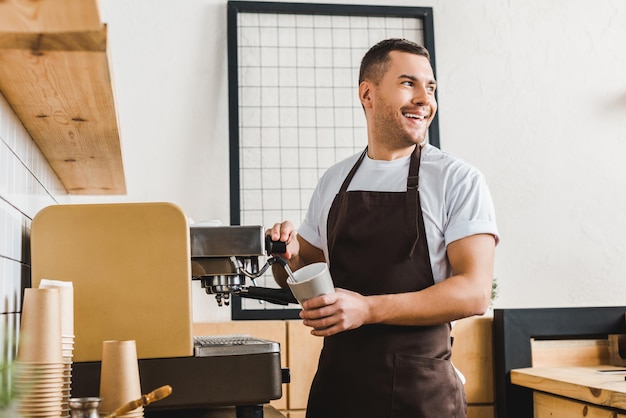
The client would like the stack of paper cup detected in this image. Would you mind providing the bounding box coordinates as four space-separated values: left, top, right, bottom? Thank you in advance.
14 287 64 417
39 279 74 417
99 340 144 417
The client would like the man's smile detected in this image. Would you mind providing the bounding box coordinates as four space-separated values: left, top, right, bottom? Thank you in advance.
403 112 427 121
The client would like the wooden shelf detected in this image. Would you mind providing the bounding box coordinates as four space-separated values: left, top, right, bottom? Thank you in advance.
0 0 126 194
511 365 626 411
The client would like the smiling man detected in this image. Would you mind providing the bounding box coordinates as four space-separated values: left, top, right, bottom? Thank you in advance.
268 38 499 418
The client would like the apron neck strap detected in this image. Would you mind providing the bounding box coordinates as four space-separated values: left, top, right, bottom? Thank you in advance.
406 145 423 259
338 147 368 194
407 144 422 190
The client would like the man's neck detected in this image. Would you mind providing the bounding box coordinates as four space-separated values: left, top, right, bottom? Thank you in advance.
367 143 420 161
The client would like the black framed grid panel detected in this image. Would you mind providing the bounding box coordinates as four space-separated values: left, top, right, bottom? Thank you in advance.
227 1 438 319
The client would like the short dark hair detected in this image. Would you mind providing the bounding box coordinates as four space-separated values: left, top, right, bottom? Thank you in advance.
358 38 431 85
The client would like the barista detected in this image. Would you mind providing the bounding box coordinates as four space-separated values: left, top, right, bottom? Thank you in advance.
267 38 499 417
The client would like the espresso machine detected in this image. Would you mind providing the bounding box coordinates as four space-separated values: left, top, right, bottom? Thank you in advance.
71 223 295 418
148 225 297 417
190 224 297 307
32 204 295 418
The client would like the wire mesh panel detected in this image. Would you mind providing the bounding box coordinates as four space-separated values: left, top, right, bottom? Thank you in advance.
227 2 437 319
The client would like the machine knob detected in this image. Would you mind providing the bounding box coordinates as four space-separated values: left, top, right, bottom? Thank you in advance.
265 235 287 255
281 368 291 384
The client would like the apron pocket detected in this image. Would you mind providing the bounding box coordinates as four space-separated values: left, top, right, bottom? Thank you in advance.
391 353 466 418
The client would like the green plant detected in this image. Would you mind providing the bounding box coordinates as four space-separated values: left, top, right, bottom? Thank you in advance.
490 277 499 307
0 361 16 411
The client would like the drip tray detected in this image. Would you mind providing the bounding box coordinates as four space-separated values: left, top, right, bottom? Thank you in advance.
194 335 280 357
72 335 285 410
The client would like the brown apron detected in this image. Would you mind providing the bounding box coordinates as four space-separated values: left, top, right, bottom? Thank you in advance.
305 145 466 418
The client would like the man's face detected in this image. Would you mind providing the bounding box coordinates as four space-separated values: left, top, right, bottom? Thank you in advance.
362 51 438 149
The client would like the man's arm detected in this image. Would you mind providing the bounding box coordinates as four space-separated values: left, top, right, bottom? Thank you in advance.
300 233 496 336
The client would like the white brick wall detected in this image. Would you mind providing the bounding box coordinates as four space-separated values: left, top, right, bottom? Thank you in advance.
0 92 66 375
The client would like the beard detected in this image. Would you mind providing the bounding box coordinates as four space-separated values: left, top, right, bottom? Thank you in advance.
371 95 430 148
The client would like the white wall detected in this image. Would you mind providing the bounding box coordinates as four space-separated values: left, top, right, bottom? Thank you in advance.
63 0 626 319
0 93 67 370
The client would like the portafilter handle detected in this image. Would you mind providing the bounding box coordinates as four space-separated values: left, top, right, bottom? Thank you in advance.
239 286 297 305
230 236 297 305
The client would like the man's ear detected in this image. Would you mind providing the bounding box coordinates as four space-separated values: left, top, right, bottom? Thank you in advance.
359 81 373 109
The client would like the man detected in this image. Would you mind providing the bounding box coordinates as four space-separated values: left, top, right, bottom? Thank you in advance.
267 38 498 418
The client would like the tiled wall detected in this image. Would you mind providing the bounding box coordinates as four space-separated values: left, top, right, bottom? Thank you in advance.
0 92 66 387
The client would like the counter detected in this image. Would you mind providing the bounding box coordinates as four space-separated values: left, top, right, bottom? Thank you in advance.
146 405 286 418
494 307 626 417
511 365 626 417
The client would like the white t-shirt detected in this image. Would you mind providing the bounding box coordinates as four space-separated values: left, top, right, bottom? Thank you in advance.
298 144 499 284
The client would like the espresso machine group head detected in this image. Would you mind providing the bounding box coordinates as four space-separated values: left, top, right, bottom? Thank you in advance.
190 225 297 306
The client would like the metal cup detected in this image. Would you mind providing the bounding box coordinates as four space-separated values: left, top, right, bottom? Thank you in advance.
69 397 101 418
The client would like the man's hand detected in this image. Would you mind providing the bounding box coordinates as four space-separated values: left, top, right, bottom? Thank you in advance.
266 221 299 260
266 221 325 288
300 289 372 337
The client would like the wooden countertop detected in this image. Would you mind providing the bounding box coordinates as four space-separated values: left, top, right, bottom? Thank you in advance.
146 405 286 418
511 365 626 410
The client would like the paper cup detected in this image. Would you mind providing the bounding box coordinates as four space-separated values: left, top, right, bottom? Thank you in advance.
288 262 335 304
39 279 74 337
99 340 142 415
17 288 62 363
